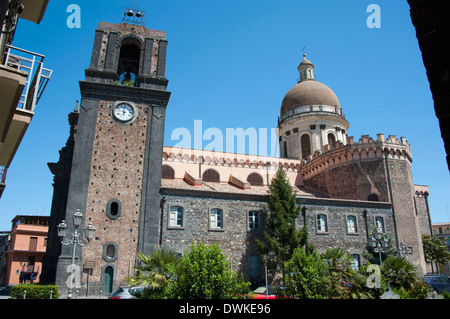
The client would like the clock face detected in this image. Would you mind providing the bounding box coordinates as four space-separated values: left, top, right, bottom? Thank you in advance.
113 103 135 122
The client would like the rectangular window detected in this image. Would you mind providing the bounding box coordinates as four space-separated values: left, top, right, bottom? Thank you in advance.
351 254 360 271
347 215 357 233
210 208 223 229
317 214 328 233
249 211 260 230
29 237 38 251
169 206 183 227
375 216 385 233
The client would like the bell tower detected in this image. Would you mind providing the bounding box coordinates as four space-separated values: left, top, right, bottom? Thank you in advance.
52 14 171 296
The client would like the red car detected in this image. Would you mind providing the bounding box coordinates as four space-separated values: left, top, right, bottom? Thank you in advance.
251 286 286 299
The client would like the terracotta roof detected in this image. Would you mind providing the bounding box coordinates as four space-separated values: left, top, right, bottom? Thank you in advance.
160 178 321 198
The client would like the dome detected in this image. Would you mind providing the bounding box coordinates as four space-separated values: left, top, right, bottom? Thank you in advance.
280 80 341 117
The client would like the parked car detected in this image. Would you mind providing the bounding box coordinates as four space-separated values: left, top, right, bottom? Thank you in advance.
108 286 145 299
252 286 276 299
251 286 287 299
419 274 450 294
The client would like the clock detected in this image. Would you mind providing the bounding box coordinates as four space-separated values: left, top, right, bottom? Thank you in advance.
111 102 137 124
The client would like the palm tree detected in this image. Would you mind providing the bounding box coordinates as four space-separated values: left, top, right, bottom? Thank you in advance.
127 246 181 294
321 248 355 281
382 255 417 292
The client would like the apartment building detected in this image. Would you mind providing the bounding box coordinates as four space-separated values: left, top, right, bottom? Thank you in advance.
1 215 49 285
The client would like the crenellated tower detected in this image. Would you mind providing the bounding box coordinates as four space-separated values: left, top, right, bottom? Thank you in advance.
277 55 431 274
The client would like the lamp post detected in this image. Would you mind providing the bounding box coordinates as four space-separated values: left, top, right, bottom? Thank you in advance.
263 254 268 299
369 229 389 265
57 209 95 299
398 242 411 258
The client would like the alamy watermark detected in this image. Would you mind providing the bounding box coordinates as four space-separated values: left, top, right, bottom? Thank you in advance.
366 4 381 29
366 264 381 288
171 120 279 157
66 264 82 289
67 4 81 29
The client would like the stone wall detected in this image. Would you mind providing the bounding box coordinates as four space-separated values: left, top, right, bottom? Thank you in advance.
160 189 395 280
300 198 395 256
160 192 268 279
304 159 389 202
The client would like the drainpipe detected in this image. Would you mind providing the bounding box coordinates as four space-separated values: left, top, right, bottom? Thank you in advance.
159 196 166 246
363 209 369 241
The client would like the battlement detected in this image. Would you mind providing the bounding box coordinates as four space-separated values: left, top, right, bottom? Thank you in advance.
302 133 413 180
162 146 301 171
162 146 303 188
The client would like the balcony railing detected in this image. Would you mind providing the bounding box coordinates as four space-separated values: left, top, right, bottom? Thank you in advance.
4 45 52 112
0 166 6 184
9 244 47 252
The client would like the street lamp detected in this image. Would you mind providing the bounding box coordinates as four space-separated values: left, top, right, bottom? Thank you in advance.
369 229 389 265
57 209 95 299
263 254 268 300
399 242 411 258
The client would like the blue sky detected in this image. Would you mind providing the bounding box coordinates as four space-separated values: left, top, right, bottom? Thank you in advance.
0 0 449 230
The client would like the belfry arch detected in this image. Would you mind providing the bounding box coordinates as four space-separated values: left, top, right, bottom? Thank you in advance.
117 37 142 85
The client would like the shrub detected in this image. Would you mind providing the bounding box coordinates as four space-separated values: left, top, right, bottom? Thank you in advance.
382 256 417 291
394 279 431 299
165 242 250 299
283 247 329 299
11 284 59 299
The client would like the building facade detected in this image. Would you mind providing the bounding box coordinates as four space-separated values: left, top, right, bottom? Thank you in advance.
0 0 52 199
42 19 433 296
1 215 49 286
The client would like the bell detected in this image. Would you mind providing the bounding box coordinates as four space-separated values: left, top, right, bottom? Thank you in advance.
127 9 133 17
136 11 142 18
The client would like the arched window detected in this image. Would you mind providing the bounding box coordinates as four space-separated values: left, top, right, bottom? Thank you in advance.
368 194 379 202
327 133 336 147
117 37 141 86
301 134 311 160
282 140 287 158
162 165 175 179
203 169 220 183
247 173 263 186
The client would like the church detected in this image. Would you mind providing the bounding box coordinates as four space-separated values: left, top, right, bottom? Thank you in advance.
40 19 433 296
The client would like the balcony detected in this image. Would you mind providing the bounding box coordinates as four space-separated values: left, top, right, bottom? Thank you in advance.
0 45 52 168
19 0 50 24
0 166 6 198
9 243 47 253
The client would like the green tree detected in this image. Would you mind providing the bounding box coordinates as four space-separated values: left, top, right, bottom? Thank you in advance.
256 166 309 280
127 246 181 298
382 255 418 292
422 234 450 273
165 241 250 299
283 246 329 299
